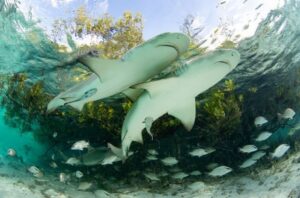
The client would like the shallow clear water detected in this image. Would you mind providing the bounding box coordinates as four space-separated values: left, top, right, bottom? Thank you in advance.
1 0 300 197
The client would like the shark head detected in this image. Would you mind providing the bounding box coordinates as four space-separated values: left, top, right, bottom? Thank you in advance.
208 49 240 69
177 48 240 78
122 32 190 61
154 32 190 56
46 74 100 113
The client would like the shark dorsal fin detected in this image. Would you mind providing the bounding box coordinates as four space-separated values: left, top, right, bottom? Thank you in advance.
78 56 121 82
168 98 196 131
132 78 178 98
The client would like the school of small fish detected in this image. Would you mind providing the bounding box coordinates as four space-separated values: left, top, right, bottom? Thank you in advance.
13 106 297 193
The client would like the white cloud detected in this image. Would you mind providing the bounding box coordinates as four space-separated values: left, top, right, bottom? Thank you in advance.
89 0 109 18
50 0 75 8
191 15 204 30
94 0 109 15
99 0 109 12
51 0 58 7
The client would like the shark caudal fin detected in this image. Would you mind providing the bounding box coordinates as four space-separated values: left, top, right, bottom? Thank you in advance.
107 143 125 161
78 56 121 82
121 128 144 158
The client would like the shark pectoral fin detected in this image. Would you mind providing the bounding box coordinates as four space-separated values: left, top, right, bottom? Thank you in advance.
132 78 178 98
168 98 196 131
68 101 85 111
78 56 121 82
122 88 144 101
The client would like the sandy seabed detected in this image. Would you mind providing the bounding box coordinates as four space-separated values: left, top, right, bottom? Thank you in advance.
1 150 300 198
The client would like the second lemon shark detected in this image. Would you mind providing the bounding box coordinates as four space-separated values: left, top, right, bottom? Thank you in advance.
117 49 241 157
47 32 190 112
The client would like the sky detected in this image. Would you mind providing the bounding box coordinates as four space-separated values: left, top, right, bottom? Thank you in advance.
18 0 284 48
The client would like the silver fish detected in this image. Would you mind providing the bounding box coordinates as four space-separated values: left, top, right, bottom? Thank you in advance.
189 170 202 176
71 140 90 151
28 166 43 178
171 172 189 180
7 148 16 157
250 151 266 160
239 145 258 153
75 170 84 178
161 157 178 166
279 108 295 120
271 144 290 158
66 157 80 166
255 131 272 142
254 116 268 127
208 166 232 177
189 147 215 157
239 158 257 168
78 182 93 191
143 172 160 181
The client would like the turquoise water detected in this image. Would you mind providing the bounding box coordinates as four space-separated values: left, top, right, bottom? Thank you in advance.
0 109 45 164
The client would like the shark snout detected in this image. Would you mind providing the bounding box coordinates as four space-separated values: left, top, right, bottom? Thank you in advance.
229 50 240 69
157 33 190 56
215 49 241 69
174 33 190 54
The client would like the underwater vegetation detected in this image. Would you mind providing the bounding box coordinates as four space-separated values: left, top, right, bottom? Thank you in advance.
194 79 244 148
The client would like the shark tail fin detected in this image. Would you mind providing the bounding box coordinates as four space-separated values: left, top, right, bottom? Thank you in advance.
107 143 126 161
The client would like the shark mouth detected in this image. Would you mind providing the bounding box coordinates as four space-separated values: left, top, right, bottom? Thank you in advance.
157 43 180 57
64 88 98 104
216 60 233 68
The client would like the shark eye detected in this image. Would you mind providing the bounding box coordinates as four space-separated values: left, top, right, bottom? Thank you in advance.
84 88 97 98
88 50 100 57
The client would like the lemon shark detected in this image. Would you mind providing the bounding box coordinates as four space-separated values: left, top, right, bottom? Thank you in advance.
114 49 240 158
47 32 190 112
